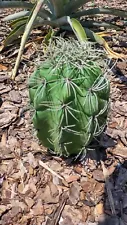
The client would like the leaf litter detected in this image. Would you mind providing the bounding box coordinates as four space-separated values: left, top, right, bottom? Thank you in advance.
0 1 127 224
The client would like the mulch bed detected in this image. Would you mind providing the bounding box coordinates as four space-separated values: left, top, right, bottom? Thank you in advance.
0 1 127 224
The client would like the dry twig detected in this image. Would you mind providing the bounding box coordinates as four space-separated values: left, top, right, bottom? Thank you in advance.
39 160 64 180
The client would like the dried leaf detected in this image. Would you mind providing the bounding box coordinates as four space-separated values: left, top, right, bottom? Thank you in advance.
10 199 27 211
18 160 27 179
0 84 11 94
69 181 81 205
40 183 59 204
9 90 22 103
48 160 63 172
61 205 84 225
30 199 44 216
29 178 37 193
0 111 17 128
0 205 11 216
94 203 104 216
93 169 104 182
0 64 8 71
27 152 38 168
25 197 35 208
66 175 80 183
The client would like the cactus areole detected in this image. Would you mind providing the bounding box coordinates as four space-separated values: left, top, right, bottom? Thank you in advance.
29 38 110 157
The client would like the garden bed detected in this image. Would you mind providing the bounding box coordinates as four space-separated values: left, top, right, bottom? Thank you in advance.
0 1 127 224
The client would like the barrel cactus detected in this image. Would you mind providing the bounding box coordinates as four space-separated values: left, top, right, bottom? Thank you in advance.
29 38 110 157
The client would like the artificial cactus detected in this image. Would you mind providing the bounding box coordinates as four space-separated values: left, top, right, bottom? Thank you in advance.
29 38 110 157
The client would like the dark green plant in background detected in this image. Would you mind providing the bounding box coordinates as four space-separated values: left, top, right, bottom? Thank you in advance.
0 0 127 78
1 0 127 37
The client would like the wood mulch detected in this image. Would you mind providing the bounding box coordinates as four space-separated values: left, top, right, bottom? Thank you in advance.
0 1 127 224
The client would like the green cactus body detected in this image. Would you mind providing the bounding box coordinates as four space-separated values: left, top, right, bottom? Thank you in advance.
29 39 110 156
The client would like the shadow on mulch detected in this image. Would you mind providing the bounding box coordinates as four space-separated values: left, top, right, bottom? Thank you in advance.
43 133 116 164
41 134 127 224
98 162 127 225
109 59 127 84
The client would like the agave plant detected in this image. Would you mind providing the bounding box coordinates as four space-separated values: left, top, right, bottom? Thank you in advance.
1 0 127 78
1 0 127 47
29 38 110 157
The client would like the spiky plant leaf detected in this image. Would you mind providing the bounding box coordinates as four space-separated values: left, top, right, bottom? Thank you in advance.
3 11 30 21
72 7 127 19
10 17 29 29
0 1 33 9
1 0 127 78
4 24 26 46
65 0 91 14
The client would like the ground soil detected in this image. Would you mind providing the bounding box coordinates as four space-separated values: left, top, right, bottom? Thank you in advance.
0 1 127 225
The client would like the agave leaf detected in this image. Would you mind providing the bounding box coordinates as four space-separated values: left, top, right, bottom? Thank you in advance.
5 16 47 45
5 16 58 47
22 15 68 28
39 8 53 19
81 20 121 30
45 0 54 14
0 1 34 9
65 0 91 14
72 7 127 18
63 20 122 31
4 17 46 46
50 0 65 18
4 24 26 46
3 8 51 21
10 17 28 29
12 0 45 80
67 17 87 41
3 11 30 21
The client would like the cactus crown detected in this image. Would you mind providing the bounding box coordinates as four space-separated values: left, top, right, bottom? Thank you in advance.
29 38 110 157
42 37 107 69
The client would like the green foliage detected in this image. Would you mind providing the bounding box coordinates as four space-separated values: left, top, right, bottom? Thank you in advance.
1 0 127 46
1 0 126 79
29 38 110 157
